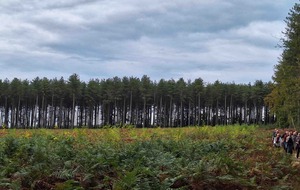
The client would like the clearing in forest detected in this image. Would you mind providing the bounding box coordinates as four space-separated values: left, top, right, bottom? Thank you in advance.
0 125 299 190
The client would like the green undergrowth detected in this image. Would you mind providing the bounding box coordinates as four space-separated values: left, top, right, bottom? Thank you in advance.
0 125 299 189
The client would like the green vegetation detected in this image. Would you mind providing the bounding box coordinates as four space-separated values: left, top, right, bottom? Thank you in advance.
0 75 272 129
266 2 300 128
0 125 299 189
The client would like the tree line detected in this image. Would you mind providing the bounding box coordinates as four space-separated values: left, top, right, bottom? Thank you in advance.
0 74 273 128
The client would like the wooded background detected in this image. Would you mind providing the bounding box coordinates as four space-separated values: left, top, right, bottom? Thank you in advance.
0 75 272 128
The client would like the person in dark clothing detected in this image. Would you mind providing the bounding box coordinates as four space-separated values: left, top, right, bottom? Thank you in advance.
286 132 294 154
296 133 300 158
281 131 289 152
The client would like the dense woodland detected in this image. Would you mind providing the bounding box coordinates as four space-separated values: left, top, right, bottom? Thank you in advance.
0 75 273 128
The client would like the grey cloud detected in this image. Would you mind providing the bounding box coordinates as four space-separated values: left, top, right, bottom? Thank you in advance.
0 0 297 83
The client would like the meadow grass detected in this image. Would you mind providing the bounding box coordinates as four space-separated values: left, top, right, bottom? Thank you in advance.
0 125 299 190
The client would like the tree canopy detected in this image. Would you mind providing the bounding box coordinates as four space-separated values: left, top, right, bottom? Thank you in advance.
0 75 272 128
266 3 300 128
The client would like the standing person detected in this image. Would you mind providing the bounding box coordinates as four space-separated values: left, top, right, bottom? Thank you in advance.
292 131 298 150
296 133 300 158
286 132 294 154
281 131 289 152
273 133 281 148
272 129 278 144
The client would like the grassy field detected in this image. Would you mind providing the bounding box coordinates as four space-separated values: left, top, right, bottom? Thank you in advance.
0 125 299 190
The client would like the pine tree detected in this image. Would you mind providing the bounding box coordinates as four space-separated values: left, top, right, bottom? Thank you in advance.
266 3 300 127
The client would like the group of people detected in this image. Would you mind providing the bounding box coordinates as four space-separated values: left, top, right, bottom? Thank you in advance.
272 128 300 158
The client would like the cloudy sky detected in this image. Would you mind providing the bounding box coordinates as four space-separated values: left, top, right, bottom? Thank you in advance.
0 0 297 84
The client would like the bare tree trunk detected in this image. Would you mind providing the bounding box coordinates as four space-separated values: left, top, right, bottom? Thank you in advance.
244 101 247 124
198 94 201 126
224 95 227 125
180 98 183 127
34 95 39 128
143 97 146 128
11 107 15 128
129 91 133 124
216 99 219 125
188 101 191 126
41 95 45 128
160 96 163 126
122 98 126 126
71 93 75 128
58 98 63 128
4 96 9 127
164 101 167 127
94 105 98 127
152 93 156 126
16 96 21 128
49 95 54 128
169 97 172 127
230 95 233 124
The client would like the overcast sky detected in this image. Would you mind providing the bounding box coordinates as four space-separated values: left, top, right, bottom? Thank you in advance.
0 0 297 84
